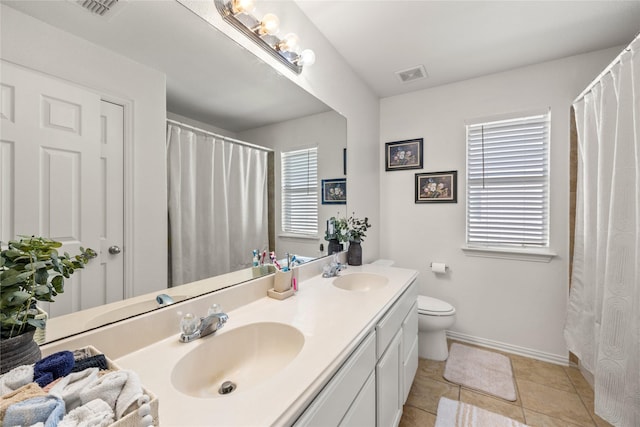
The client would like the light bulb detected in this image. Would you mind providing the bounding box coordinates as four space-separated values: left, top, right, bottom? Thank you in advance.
259 13 280 35
230 0 255 14
278 33 300 52
298 49 316 66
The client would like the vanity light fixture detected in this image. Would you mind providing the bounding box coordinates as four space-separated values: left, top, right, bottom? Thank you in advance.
214 0 316 74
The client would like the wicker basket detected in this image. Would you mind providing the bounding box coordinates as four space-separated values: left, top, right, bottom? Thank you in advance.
80 346 160 426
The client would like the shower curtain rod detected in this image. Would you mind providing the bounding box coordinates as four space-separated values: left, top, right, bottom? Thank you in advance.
166 119 273 153
574 32 638 103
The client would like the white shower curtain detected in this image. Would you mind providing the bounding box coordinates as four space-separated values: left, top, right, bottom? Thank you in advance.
167 124 269 286
565 35 639 427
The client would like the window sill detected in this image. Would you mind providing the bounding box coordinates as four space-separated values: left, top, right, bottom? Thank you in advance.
461 245 557 263
278 233 320 241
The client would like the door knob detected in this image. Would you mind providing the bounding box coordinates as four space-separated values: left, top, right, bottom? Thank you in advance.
108 245 121 255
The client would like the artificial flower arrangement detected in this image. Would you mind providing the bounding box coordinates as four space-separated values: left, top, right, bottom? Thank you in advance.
324 216 349 243
345 215 371 242
324 213 371 243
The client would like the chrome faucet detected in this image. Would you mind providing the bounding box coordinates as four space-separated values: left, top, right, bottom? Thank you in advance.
179 304 229 343
322 256 344 278
156 293 175 306
322 264 340 278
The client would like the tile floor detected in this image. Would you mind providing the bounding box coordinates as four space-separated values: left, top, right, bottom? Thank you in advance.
399 341 613 427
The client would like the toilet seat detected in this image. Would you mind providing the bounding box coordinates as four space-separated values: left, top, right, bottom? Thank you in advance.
417 295 455 316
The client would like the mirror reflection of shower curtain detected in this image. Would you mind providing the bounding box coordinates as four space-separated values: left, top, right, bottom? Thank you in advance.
167 124 269 286
565 35 639 427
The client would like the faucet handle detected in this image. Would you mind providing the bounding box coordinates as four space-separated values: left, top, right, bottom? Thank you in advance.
180 313 200 335
207 304 223 316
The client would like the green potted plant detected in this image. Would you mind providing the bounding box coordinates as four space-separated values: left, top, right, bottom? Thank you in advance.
324 216 348 255
345 214 371 266
0 236 96 373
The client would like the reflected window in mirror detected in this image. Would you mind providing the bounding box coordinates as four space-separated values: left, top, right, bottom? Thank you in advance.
281 147 318 236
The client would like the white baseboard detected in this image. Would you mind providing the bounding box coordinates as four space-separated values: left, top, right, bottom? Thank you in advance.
446 330 569 366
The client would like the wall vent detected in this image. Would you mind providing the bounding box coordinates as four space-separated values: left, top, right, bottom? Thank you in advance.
76 0 118 16
395 65 428 83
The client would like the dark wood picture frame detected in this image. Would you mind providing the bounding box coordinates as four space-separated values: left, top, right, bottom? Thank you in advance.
385 138 423 171
415 171 457 203
321 178 347 205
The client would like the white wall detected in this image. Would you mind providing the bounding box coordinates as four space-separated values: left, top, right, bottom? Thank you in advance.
239 111 347 259
1 5 168 297
379 46 622 362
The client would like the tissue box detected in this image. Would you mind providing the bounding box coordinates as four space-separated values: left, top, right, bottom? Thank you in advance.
81 346 160 426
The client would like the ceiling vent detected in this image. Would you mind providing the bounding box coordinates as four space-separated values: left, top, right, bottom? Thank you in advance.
76 0 119 16
395 65 428 84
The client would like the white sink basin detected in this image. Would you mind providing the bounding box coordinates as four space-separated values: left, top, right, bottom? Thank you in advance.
171 322 304 398
333 273 389 291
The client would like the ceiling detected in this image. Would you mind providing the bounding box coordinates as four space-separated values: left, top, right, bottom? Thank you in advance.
4 0 639 124
295 1 640 98
1 0 332 132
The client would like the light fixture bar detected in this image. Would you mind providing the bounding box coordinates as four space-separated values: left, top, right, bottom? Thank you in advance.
214 0 310 74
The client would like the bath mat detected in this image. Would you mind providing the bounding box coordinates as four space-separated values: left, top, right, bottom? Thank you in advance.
443 343 517 401
435 397 529 427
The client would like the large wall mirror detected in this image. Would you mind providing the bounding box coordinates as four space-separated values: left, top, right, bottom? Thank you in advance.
0 0 346 343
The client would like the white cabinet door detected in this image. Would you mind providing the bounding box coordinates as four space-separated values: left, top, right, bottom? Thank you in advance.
340 372 376 427
401 303 419 402
0 61 124 316
376 330 402 427
295 332 376 427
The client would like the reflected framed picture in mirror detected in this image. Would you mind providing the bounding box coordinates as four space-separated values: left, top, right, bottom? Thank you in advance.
321 178 347 204
385 138 423 171
415 171 457 203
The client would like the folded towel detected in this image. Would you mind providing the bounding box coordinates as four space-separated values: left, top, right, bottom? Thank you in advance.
2 395 65 427
0 364 35 396
58 399 114 427
0 382 46 421
79 370 144 420
42 377 64 393
49 368 99 412
34 372 54 388
34 351 75 388
70 355 108 373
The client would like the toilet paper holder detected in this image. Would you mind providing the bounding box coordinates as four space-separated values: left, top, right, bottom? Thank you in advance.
430 262 449 273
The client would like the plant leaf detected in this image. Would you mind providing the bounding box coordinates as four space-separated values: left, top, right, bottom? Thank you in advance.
51 275 64 293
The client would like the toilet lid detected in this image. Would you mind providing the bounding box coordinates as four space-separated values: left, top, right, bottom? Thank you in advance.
417 295 455 315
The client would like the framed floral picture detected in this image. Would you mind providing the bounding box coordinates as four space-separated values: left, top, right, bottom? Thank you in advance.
385 138 423 171
321 178 347 204
415 171 457 203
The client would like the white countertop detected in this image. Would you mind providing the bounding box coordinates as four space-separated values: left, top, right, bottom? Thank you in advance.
115 264 417 426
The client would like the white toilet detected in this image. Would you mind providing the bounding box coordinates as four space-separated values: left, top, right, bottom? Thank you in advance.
417 295 456 361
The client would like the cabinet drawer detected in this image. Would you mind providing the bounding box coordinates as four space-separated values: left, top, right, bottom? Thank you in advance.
294 331 376 427
376 280 418 358
402 302 418 361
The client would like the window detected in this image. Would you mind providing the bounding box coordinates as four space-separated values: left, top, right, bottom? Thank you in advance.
281 147 318 235
466 112 550 248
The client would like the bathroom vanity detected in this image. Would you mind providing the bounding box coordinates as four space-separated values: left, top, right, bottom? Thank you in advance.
295 274 418 427
41 262 418 426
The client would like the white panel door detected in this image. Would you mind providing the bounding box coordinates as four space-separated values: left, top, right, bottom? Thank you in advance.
0 60 124 317
99 100 125 305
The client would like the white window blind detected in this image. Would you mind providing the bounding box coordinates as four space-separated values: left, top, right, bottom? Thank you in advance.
281 147 318 235
466 113 550 248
